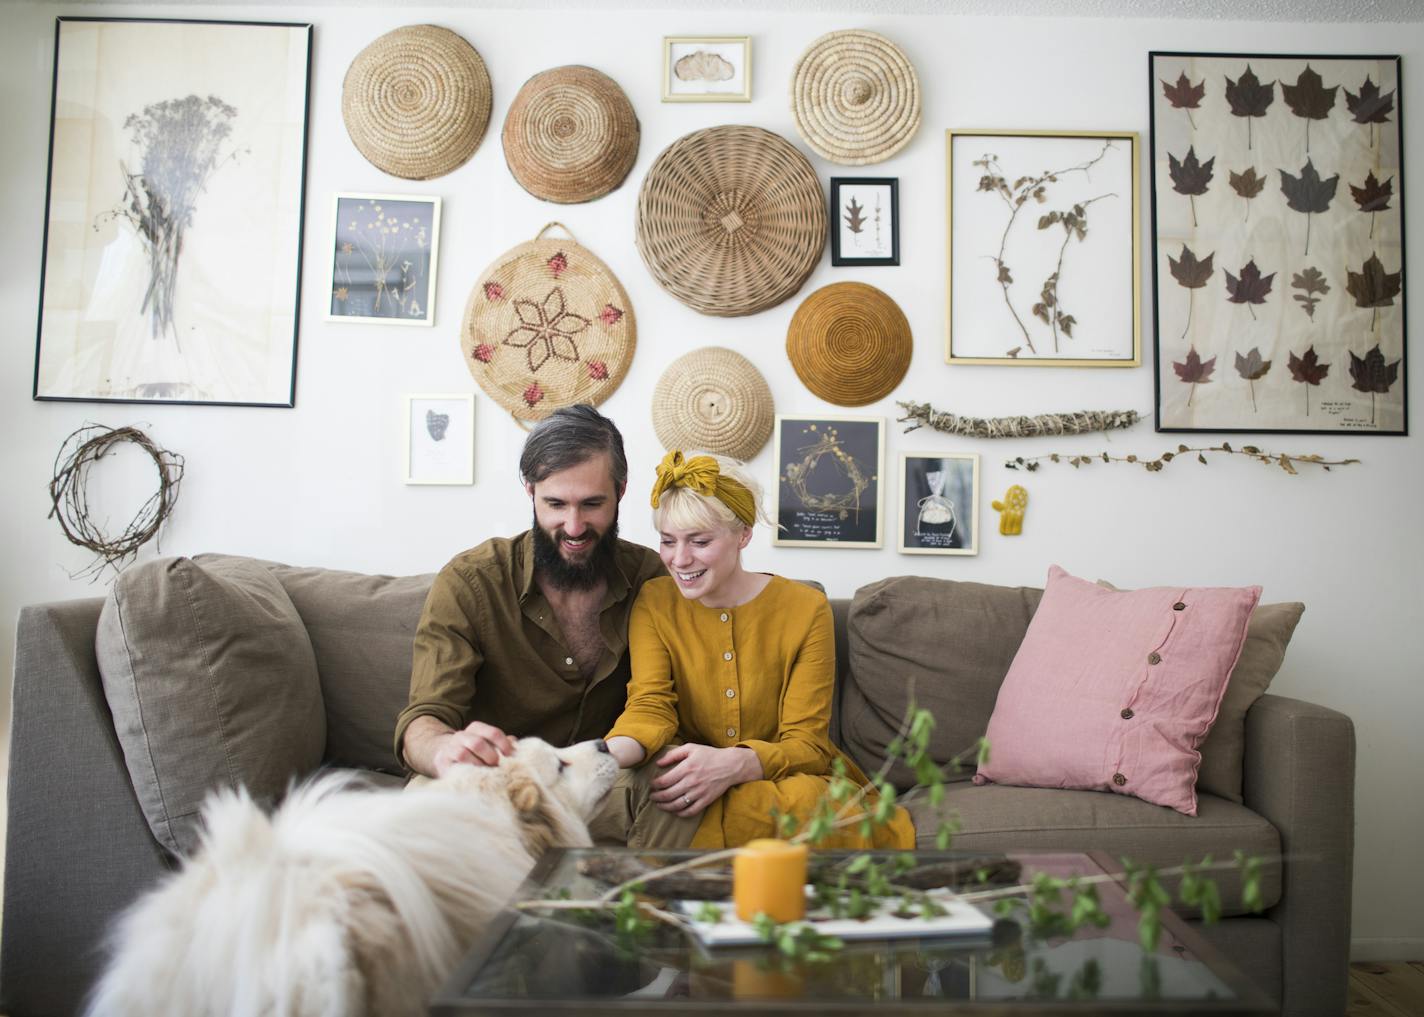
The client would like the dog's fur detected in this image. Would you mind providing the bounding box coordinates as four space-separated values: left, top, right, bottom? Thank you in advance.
84 737 619 1017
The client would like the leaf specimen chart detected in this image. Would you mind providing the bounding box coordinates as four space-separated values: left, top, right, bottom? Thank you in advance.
1150 52 1404 434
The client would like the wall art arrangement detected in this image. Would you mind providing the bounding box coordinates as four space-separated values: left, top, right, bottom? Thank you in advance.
405 394 474 485
327 194 440 325
946 129 1141 367
830 178 899 266
662 36 751 103
34 18 311 406
772 415 884 548
898 452 979 556
1150 51 1405 434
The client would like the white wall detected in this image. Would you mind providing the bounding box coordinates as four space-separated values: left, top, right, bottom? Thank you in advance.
2 2 1420 958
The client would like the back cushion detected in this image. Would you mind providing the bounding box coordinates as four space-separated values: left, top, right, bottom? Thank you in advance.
96 556 325 856
225 556 435 772
842 576 1043 788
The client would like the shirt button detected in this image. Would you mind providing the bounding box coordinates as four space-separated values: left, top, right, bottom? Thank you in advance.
720 612 729 622
1113 773 1128 786
726 688 736 699
723 651 734 661
564 656 574 666
1147 652 1162 665
1121 708 1135 720
1173 601 1187 611
726 727 736 737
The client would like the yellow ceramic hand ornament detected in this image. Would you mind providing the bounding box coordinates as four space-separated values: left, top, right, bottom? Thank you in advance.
992 485 1028 536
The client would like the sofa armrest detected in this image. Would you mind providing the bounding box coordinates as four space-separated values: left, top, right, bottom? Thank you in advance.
1242 692 1355 1017
3 600 173 1017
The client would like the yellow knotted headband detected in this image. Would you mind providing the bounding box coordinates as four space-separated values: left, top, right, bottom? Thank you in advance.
650 451 756 527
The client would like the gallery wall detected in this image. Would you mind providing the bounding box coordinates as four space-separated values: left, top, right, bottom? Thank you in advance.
1 2 1420 957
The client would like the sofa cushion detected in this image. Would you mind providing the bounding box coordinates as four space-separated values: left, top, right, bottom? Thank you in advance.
96 556 325 856
1102 580 1303 804
976 566 1259 816
907 783 1282 918
226 556 435 773
841 576 1042 789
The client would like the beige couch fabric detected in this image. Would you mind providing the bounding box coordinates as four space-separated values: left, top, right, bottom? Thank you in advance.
96 556 325 855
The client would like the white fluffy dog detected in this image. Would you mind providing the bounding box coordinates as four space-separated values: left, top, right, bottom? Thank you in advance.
84 737 619 1017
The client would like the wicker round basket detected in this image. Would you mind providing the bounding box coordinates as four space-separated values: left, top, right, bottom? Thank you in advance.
502 65 640 204
791 29 921 166
652 347 774 462
636 125 826 317
342 24 492 180
786 282 912 406
461 224 635 423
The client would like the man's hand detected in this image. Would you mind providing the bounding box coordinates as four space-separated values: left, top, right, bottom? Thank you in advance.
403 716 516 777
649 743 762 817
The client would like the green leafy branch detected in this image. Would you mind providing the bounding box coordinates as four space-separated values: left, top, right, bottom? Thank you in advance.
1006 441 1359 475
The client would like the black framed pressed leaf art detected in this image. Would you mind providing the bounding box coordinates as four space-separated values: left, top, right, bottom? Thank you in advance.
1149 52 1405 434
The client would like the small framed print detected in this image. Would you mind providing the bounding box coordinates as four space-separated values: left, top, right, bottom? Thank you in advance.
772 415 883 549
898 452 980 556
405 394 473 485
328 193 441 325
662 36 751 103
831 178 899 266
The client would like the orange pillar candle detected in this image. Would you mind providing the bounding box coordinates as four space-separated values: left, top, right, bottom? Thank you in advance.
733 838 808 923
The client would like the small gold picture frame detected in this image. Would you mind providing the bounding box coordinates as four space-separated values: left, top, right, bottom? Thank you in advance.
662 36 751 103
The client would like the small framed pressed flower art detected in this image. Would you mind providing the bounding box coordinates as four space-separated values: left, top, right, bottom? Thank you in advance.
898 452 979 556
772 415 883 549
662 36 751 102
1150 51 1405 434
328 193 441 326
831 177 899 267
946 129 1140 367
405 394 474 485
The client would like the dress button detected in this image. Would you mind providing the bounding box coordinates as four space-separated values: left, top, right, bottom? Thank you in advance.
1113 773 1128 786
726 688 736 699
720 612 729 622
1147 652 1162 665
723 651 734 661
726 727 736 737
564 656 574 666
1121 708 1134 720
1173 601 1187 611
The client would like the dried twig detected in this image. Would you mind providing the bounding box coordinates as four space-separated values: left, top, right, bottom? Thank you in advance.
898 401 1142 439
1005 441 1360 474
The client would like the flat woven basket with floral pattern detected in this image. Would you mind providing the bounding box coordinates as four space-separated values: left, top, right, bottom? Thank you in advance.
461 223 635 422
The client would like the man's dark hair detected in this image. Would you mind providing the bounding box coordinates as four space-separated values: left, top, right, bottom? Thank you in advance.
519 404 628 490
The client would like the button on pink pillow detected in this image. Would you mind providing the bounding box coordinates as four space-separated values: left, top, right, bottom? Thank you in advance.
975 565 1260 816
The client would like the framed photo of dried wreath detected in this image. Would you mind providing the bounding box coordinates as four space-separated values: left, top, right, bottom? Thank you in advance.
662 36 751 103
946 129 1140 367
772 415 883 548
34 17 312 407
831 178 899 267
405 394 474 485
1150 51 1405 434
327 193 441 325
898 452 979 556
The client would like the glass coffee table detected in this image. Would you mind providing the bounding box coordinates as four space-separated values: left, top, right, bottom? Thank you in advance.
430 849 1274 1015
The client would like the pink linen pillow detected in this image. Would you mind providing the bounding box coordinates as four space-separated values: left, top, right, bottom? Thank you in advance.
975 565 1260 816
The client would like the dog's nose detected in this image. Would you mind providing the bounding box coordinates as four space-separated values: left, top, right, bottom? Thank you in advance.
594 739 610 754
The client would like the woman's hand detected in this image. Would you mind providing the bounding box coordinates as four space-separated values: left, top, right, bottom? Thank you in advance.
649 743 762 817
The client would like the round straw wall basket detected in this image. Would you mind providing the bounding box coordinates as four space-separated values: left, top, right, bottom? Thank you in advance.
342 24 493 180
502 65 640 204
461 224 635 423
791 29 921 166
652 347 775 462
786 281 912 406
636 125 826 317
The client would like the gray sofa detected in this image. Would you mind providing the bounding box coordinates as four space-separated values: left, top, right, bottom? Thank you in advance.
3 554 1354 1016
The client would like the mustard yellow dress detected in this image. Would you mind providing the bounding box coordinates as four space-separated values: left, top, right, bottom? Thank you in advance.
606 575 915 850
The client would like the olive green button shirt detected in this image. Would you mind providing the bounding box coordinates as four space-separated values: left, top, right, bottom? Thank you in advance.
393 531 665 767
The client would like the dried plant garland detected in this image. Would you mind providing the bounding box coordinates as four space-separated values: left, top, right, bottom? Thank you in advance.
897 400 1142 439
1006 441 1359 475
49 424 185 579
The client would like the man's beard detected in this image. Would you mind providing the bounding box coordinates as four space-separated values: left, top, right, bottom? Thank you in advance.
531 510 619 591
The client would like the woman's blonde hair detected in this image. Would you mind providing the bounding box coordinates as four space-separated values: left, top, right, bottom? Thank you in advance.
652 454 773 534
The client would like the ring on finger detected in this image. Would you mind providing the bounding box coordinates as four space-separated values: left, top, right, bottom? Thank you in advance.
682 794 693 807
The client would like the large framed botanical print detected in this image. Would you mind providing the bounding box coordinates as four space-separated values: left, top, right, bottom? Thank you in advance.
1150 51 1405 434
34 18 312 407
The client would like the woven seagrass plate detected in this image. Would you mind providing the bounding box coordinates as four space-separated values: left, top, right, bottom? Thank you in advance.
461 224 635 423
342 24 492 180
786 281 912 406
791 29 921 166
636 125 826 317
652 347 774 461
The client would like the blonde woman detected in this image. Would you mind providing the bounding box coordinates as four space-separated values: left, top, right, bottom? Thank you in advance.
605 451 914 850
